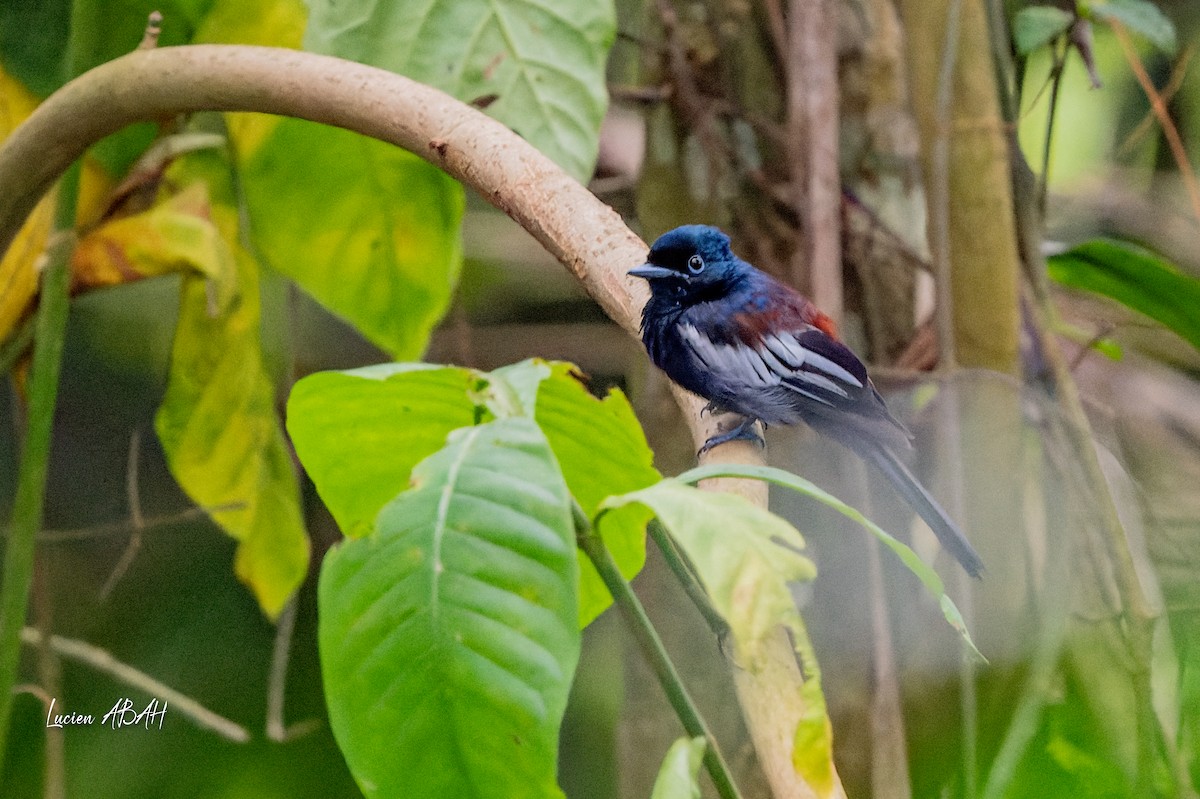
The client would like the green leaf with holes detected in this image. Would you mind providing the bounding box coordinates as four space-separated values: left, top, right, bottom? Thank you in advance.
319 418 579 799
304 0 615 182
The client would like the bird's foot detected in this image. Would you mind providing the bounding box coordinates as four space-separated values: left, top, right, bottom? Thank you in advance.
697 418 764 457
699 400 722 418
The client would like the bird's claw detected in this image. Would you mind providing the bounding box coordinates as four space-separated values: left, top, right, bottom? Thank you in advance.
699 400 721 418
697 418 764 457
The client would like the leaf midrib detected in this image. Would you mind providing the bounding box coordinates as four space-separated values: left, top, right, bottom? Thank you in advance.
430 427 483 627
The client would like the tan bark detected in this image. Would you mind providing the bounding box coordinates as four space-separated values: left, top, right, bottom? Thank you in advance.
897 0 1021 373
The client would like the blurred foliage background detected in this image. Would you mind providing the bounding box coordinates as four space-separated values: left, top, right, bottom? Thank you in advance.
2 0 1200 797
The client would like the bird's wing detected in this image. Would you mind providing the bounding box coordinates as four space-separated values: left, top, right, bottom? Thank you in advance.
677 322 868 408
761 328 868 407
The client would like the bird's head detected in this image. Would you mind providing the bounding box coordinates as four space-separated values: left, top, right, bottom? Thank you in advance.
628 225 746 303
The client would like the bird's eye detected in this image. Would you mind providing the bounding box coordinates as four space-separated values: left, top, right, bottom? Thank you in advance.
687 254 705 274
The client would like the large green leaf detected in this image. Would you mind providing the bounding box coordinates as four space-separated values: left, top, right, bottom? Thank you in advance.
304 0 615 182
235 121 465 358
599 479 834 793
286 364 484 538
196 0 466 359
1048 238 1200 354
153 151 309 618
319 418 579 799
288 359 656 624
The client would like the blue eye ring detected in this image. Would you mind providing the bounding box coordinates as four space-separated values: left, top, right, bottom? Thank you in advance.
687 254 705 274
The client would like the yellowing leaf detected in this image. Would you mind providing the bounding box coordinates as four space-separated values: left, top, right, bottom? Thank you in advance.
0 65 49 344
0 64 39 135
70 184 236 306
601 479 836 794
75 156 118 230
0 194 52 345
791 619 836 797
151 151 310 618
156 241 309 618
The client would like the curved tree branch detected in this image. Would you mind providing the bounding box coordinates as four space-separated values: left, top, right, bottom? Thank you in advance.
0 44 828 799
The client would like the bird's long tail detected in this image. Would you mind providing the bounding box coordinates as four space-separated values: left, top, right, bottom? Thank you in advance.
864 445 984 578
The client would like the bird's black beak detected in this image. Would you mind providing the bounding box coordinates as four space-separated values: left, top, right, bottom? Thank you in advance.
628 264 677 280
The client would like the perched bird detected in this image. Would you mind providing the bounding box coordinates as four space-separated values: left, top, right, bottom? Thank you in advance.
629 225 984 577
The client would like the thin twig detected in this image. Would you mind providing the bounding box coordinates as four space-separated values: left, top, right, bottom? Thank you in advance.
608 84 671 104
858 471 912 799
1111 22 1200 224
1068 322 1118 372
262 596 322 742
33 556 64 799
99 431 145 600
760 0 789 71
575 505 743 799
138 11 163 51
266 598 296 741
1013 209 1163 796
31 502 244 543
13 683 54 708
19 628 250 742
1117 40 1197 157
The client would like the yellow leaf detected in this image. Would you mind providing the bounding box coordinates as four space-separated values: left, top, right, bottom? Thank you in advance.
0 194 54 344
0 66 49 344
0 66 38 136
70 183 237 309
75 156 119 230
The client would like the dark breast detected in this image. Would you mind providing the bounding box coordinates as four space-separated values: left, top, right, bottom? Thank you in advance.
640 299 719 401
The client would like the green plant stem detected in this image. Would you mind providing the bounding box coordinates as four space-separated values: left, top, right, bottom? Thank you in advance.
574 507 743 799
0 162 79 771
646 520 729 637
